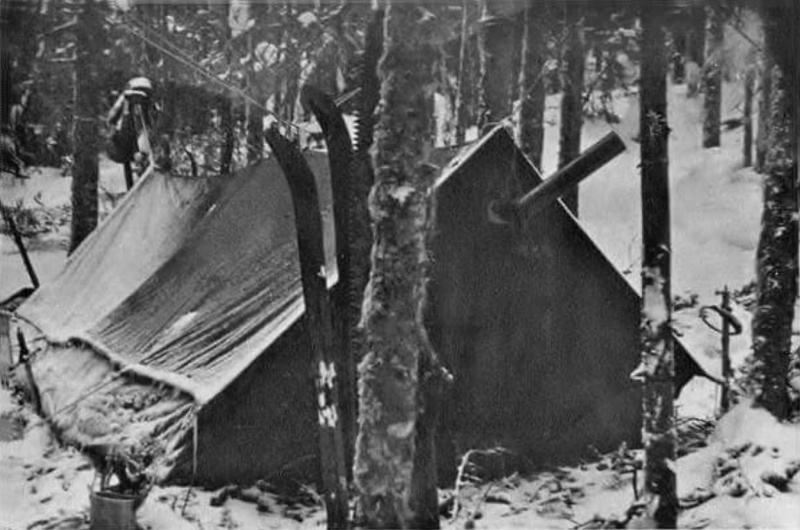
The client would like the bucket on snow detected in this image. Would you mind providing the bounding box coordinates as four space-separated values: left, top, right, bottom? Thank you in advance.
89 489 145 530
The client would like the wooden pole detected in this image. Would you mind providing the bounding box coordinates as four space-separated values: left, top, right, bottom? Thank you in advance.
720 286 732 413
0 199 40 289
263 128 348 530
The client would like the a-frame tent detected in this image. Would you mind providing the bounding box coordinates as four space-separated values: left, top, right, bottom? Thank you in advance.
15 154 336 485
427 127 706 467
12 127 708 487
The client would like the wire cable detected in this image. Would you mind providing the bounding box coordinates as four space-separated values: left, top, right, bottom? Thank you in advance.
117 12 313 138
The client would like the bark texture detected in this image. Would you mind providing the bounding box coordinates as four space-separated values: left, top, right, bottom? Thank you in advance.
755 54 772 173
516 1 547 171
750 2 798 420
345 7 383 467
477 0 514 130
702 5 723 148
742 64 754 167
69 0 102 254
0 3 10 128
353 2 442 528
246 103 264 164
219 97 234 175
246 35 264 164
638 3 676 527
454 0 471 145
558 1 585 214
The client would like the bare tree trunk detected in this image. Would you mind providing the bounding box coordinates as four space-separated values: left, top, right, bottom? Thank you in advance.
454 0 470 145
508 15 523 107
749 2 798 420
688 6 706 66
755 54 772 173
477 0 514 130
742 64 754 167
638 2 676 527
353 2 443 528
284 63 300 122
558 1 585 215
702 5 723 148
219 97 235 175
246 34 264 164
69 0 102 254
283 1 299 123
516 1 547 171
0 3 11 129
246 103 264 163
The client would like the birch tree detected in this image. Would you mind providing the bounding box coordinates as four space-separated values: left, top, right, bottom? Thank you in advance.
754 53 772 173
353 1 444 527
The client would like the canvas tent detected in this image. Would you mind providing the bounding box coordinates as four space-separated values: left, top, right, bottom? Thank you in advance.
14 154 336 485
427 128 706 467
11 127 709 487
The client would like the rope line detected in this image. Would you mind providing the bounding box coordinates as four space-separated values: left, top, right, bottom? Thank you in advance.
116 12 313 138
41 372 123 422
122 11 246 98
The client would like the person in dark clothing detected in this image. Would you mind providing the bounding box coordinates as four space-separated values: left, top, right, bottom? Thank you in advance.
107 77 155 187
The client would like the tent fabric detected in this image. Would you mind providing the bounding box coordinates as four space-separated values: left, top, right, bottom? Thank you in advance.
16 130 711 486
427 128 705 469
31 342 196 482
17 153 336 481
18 166 211 340
20 155 335 400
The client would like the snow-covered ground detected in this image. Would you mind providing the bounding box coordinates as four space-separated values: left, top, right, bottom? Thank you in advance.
0 387 325 529
2 79 799 528
1 384 798 529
